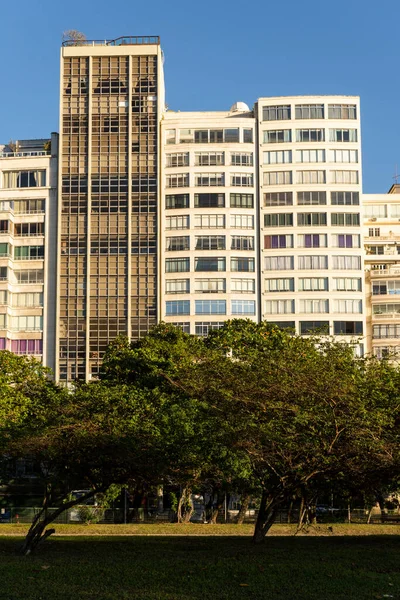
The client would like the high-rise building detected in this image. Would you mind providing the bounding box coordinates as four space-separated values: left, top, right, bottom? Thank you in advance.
0 136 58 369
57 36 165 381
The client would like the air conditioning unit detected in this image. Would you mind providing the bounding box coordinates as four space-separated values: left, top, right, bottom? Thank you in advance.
369 217 377 221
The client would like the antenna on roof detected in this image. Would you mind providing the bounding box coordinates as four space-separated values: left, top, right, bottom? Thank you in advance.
393 164 400 184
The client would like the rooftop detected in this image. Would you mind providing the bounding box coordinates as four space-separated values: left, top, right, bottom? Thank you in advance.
62 36 160 47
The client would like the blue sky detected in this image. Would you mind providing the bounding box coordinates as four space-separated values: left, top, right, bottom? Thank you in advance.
0 0 398 192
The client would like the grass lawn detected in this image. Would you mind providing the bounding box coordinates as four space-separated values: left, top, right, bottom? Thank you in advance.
0 532 399 599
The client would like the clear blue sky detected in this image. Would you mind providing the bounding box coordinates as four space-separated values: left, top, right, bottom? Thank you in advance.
0 0 398 192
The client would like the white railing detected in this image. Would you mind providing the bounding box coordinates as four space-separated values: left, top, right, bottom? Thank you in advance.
0 151 49 158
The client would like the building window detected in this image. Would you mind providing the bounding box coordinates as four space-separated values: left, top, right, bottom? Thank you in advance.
166 300 190 316
333 277 362 292
264 234 293 249
0 290 6 304
265 299 294 314
373 325 400 339
297 213 327 226
231 173 253 187
165 258 190 273
165 279 190 294
329 149 358 163
194 152 224 166
195 278 226 293
297 234 327 248
195 300 226 315
165 194 190 209
13 199 45 214
268 321 295 330
372 303 400 315
264 256 294 271
300 321 330 334
194 193 225 208
329 129 358 142
166 153 189 167
331 213 360 226
263 130 292 143
334 321 363 335
192 129 240 143
332 256 361 270
263 151 292 165
230 215 254 229
334 299 362 313
332 234 360 248
195 214 225 228
231 152 253 166
166 129 176 144
298 277 328 291
14 246 44 260
232 300 256 315
390 205 400 218
263 105 291 121
195 322 225 336
231 257 255 272
263 171 292 186
195 236 225 250
296 129 325 142
297 191 327 205
231 236 255 250
10 315 43 331
295 104 324 119
0 267 7 281
364 204 387 218
230 193 254 208
166 174 189 188
296 170 326 184
195 257 226 272
231 278 255 293
264 192 293 206
11 339 43 355
295 149 325 163
12 292 43 307
14 269 44 284
372 281 400 295
170 322 190 333
14 223 44 237
243 129 253 143
195 173 224 187
330 170 359 184
166 236 190 251
264 213 293 227
265 278 294 292
328 105 357 119
298 255 328 269
0 243 10 257
331 191 359 205
300 299 329 314
166 215 190 230
3 170 46 189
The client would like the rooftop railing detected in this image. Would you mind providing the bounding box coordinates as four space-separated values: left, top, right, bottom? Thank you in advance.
0 151 49 159
62 36 160 47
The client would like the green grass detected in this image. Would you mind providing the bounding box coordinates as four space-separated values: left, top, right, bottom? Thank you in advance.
0 534 399 599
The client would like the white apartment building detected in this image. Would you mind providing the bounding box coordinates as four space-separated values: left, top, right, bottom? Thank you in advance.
364 185 400 357
0 136 58 370
256 96 365 349
160 103 259 335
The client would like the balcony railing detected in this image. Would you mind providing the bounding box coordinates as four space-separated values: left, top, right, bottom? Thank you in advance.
62 36 160 47
0 151 49 158
369 268 400 277
372 312 400 319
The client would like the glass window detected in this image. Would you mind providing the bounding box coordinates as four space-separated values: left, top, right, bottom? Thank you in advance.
300 299 329 313
195 257 226 272
332 256 361 270
166 215 190 229
194 152 224 166
165 279 190 294
373 325 400 339
331 213 360 226
195 279 226 293
264 213 293 227
364 205 387 218
166 174 189 188
3 170 46 189
195 300 226 315
0 243 10 257
264 192 293 206
231 278 255 293
195 236 225 250
230 215 254 229
166 236 190 251
166 153 189 167
263 150 292 164
195 193 225 208
231 152 253 166
295 104 324 119
298 277 328 291
330 171 359 184
10 315 43 331
166 129 176 144
11 339 43 354
231 236 255 250
170 322 190 333
195 173 224 187
297 213 327 226
195 322 225 336
224 129 240 143
297 191 326 205
263 171 292 185
195 214 225 228
264 256 294 270
329 129 358 142
263 106 291 121
297 234 327 248
165 258 190 273
14 246 44 260
166 300 190 315
295 149 325 163
300 321 330 335
333 277 362 291
264 234 293 249
12 292 43 307
329 149 358 163
232 300 256 315
265 278 294 292
331 192 359 205
334 299 362 313
179 129 195 143
298 255 328 269
263 130 292 143
334 321 363 335
165 194 190 209
296 129 325 142
332 234 360 248
296 170 326 184
14 199 45 214
230 193 254 208
231 257 255 272
265 299 294 314
243 129 253 143
328 105 357 119
14 269 44 283
231 173 253 187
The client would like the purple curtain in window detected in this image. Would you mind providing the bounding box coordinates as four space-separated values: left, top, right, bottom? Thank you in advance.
11 340 19 352
0 338 5 350
312 235 320 248
338 234 345 248
345 235 353 248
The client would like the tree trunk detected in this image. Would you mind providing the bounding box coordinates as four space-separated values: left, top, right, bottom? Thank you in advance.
287 499 293 524
252 490 283 544
236 494 250 524
177 486 193 523
209 492 225 524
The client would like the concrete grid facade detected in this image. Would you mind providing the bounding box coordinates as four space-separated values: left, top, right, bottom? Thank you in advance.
2 35 400 379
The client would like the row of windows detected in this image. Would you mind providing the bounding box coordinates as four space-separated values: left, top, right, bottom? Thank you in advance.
0 338 43 354
265 191 359 206
372 281 400 295
165 278 255 294
165 128 253 145
263 129 358 143
166 214 254 229
166 173 254 188
1 170 47 189
263 149 358 164
0 199 45 214
265 276 362 292
0 315 43 331
264 233 361 249
0 222 44 237
165 257 255 272
262 104 357 121
0 244 44 259
165 299 256 316
372 304 400 315
0 291 43 306
263 170 359 185
364 204 400 218
170 320 363 337
265 299 362 314
264 255 362 271
264 212 360 227
166 236 255 251
166 193 254 209
165 152 253 167
373 325 400 339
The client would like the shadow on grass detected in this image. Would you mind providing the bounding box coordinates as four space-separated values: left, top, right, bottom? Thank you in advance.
1 536 399 600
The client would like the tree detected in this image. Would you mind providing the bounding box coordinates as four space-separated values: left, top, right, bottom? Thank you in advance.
62 30 87 46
